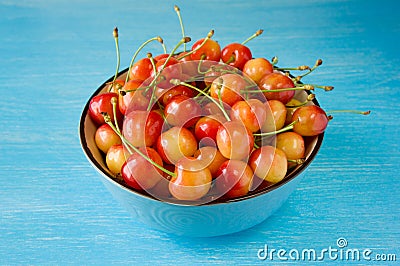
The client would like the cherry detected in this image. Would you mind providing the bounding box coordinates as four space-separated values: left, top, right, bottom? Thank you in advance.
151 57 183 89
176 51 199 76
215 160 253 199
169 157 212 201
121 147 163 190
221 43 252 70
276 132 305 162
285 98 302 125
261 100 287 132
190 38 221 62
108 79 125 94
156 126 198 164
123 110 163 147
216 121 254 160
128 58 154 82
258 72 295 104
230 99 267 132
106 144 127 176
249 146 288 183
119 79 150 114
193 146 227 178
194 115 225 146
157 83 195 106
291 105 329 136
153 53 169 61
89 92 122 125
95 124 122 153
243 58 273 84
164 95 202 127
210 73 246 107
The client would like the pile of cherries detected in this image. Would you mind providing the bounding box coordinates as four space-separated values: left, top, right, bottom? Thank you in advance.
87 7 369 204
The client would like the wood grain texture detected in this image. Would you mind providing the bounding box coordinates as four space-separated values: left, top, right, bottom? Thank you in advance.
1 0 399 264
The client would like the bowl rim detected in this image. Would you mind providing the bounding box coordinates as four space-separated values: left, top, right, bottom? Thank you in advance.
79 67 324 207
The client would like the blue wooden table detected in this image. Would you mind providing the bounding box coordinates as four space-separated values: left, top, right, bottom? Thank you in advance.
1 0 399 264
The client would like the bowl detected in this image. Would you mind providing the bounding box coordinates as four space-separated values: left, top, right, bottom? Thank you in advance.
79 68 323 237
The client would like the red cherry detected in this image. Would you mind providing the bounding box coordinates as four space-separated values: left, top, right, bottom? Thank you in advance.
121 147 163 190
190 38 221 62
164 95 202 128
153 53 169 61
176 51 199 76
215 160 253 199
89 92 122 125
123 110 163 147
119 79 150 114
258 72 295 104
128 58 154 82
210 73 246 107
221 43 252 70
291 105 328 136
230 99 267 132
152 57 182 89
243 58 273 84
216 121 254 160
158 83 195 106
194 115 226 146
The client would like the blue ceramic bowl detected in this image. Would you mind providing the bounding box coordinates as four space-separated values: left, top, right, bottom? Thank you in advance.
79 69 323 237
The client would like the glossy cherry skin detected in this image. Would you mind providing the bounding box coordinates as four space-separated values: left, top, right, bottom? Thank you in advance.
119 79 150 114
261 100 287 132
215 160 254 199
190 38 221 62
95 124 122 153
194 115 226 146
276 132 305 161
129 58 154 82
169 157 212 201
210 73 246 107
106 144 127 176
249 146 288 184
157 83 195 106
243 58 273 84
193 146 227 178
258 73 295 104
216 121 254 160
177 51 199 76
123 110 163 147
121 147 163 190
291 105 328 136
156 126 198 164
230 99 267 132
89 92 122 125
221 43 252 70
164 95 202 128
152 57 182 89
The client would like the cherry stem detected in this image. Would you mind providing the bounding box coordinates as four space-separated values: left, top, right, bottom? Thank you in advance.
241 29 263 45
244 85 314 93
307 84 334 91
275 65 310 71
253 120 297 137
176 30 214 60
286 94 315 108
287 158 305 164
271 56 278 66
110 27 120 91
102 113 176 177
111 97 121 133
125 36 166 83
174 5 186 52
170 79 231 121
296 59 323 81
326 110 371 115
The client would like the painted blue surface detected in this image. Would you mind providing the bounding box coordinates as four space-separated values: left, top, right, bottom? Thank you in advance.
0 0 399 264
